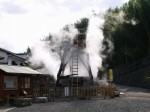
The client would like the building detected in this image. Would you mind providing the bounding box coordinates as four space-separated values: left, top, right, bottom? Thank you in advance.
0 48 56 103
0 65 41 100
0 48 27 66
36 67 55 89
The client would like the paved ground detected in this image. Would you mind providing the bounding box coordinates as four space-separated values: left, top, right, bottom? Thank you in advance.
0 85 150 112
7 97 150 112
0 106 15 112
117 85 150 98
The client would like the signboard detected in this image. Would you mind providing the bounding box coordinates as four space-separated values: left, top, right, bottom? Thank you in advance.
109 69 113 82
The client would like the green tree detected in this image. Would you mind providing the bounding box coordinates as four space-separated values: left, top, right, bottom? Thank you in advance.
26 47 31 56
101 0 150 69
74 18 89 33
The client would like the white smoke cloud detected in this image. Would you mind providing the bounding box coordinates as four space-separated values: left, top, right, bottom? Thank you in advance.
30 25 78 78
30 16 106 80
30 41 60 78
86 15 104 78
106 10 125 25
53 25 78 43
97 79 109 86
115 11 125 23
126 19 139 26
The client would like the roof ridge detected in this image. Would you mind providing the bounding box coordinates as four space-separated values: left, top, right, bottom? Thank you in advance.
0 47 26 60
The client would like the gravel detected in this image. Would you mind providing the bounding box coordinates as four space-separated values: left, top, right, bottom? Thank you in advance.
8 97 150 112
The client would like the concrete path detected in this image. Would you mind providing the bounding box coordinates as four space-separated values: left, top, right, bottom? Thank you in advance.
117 85 150 98
0 106 15 112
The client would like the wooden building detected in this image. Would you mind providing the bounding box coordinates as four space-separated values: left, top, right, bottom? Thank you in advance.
0 64 52 101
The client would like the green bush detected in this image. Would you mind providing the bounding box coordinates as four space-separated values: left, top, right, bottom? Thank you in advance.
14 98 32 107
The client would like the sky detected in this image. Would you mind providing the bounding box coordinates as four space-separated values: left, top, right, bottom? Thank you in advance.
0 0 129 53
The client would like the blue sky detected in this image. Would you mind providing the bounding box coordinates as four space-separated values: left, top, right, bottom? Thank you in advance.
0 0 129 53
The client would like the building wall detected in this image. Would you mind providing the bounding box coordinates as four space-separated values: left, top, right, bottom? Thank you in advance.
0 49 26 66
16 54 28 60
0 51 8 64
0 71 33 100
0 73 3 99
8 55 25 66
0 71 51 101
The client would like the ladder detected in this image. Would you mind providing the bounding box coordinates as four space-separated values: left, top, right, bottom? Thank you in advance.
71 49 79 98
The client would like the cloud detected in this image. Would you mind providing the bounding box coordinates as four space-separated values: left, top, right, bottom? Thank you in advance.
0 0 129 53
1 2 27 14
123 0 129 3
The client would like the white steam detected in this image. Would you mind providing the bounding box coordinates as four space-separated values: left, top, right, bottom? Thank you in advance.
126 19 138 26
86 15 104 78
54 25 78 43
115 11 125 23
97 79 109 86
30 41 60 78
30 16 106 80
30 25 78 78
105 10 125 26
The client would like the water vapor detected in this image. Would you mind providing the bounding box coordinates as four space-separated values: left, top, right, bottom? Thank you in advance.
30 16 106 80
30 41 60 78
86 14 104 78
30 25 78 78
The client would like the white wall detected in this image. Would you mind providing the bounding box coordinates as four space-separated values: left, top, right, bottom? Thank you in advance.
0 51 8 63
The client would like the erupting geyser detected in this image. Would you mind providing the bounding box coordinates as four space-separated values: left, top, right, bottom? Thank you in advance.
30 15 105 87
56 30 93 87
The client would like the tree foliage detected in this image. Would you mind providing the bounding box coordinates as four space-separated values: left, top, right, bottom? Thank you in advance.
101 0 150 69
74 18 89 32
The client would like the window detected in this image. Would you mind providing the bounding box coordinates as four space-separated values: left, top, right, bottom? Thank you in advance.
25 77 30 88
18 76 31 88
11 61 18 65
19 77 30 89
4 76 17 89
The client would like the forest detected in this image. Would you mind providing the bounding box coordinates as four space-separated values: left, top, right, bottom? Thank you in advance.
102 0 150 69
101 0 150 88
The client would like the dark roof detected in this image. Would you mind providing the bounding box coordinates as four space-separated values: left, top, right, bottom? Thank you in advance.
0 47 25 60
16 53 27 55
0 47 14 55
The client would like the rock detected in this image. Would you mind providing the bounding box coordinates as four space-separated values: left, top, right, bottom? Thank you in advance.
34 97 48 103
115 90 120 97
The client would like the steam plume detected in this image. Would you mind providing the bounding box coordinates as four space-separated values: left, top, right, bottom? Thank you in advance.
30 41 60 78
30 16 105 80
86 14 104 78
30 25 78 78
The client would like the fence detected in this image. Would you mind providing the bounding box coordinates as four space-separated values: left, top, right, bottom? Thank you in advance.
32 84 116 100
